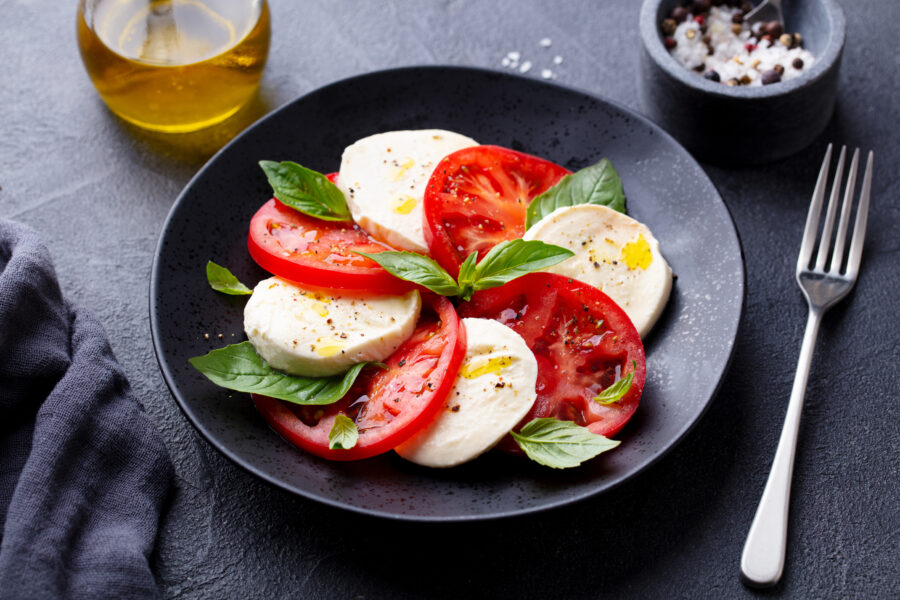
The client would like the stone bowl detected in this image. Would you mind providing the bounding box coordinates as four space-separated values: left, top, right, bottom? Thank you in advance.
638 0 845 165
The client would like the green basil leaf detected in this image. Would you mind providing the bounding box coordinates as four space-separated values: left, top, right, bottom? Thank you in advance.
259 160 351 221
357 251 460 297
457 251 479 288
456 251 480 301
189 342 368 405
525 159 626 229
510 418 620 469
594 371 633 405
471 239 574 291
206 261 253 295
328 414 359 450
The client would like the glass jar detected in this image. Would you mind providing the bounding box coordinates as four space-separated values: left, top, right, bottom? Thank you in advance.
77 0 270 133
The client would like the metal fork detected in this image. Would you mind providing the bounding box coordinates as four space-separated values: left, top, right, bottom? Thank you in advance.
740 144 875 587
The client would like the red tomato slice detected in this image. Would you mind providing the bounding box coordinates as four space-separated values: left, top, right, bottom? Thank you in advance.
423 146 570 277
248 174 413 294
253 294 467 461
460 273 645 441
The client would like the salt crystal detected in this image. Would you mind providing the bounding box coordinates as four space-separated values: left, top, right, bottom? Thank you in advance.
539 38 552 48
519 61 532 73
541 69 553 79
501 57 511 67
507 51 521 61
553 55 563 65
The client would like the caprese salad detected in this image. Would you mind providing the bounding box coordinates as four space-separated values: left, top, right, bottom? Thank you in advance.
191 129 673 469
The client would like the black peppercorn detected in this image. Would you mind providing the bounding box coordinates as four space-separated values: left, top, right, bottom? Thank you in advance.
761 69 781 85
704 70 721 82
792 57 804 69
773 64 785 75
732 12 743 24
661 18 677 35
672 6 688 22
763 20 784 38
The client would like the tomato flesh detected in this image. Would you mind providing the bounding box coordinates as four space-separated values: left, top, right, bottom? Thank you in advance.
423 146 570 277
248 173 413 294
460 273 645 441
254 294 466 461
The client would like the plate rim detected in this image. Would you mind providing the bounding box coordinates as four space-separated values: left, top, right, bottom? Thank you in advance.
149 64 746 522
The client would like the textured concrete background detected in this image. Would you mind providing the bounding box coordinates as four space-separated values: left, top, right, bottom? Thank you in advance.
2 0 898 598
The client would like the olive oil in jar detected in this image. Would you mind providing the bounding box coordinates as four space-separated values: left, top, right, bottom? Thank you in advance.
77 0 270 133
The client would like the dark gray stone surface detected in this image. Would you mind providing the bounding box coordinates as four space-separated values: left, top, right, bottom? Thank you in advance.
1 0 897 597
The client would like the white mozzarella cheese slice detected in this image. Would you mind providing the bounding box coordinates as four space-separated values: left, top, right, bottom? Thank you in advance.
395 318 537 468
523 204 673 337
337 129 478 253
243 277 421 377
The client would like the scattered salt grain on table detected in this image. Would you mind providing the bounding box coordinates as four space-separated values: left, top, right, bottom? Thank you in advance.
500 39 563 79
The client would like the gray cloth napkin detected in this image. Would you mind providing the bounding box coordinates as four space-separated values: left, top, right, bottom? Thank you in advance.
0 219 173 599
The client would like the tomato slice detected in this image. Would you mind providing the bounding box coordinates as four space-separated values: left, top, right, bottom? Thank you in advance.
460 273 645 440
248 174 413 294
253 294 467 461
423 145 570 277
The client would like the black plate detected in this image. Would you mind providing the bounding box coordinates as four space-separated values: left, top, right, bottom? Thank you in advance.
150 66 744 521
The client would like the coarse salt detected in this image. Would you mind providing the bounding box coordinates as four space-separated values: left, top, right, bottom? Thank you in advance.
667 6 814 87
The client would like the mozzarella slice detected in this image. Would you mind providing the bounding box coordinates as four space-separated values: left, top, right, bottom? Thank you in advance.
243 277 421 377
395 318 537 468
523 204 673 337
337 129 478 253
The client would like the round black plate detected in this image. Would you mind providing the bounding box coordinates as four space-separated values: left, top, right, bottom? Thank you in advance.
150 66 744 521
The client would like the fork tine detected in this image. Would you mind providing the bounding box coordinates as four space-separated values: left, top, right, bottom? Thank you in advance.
814 146 847 271
828 148 860 273
798 144 833 272
845 151 874 279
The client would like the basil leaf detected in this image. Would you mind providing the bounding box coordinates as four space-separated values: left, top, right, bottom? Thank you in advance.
457 251 479 287
357 251 460 296
189 342 368 405
328 414 359 450
259 160 351 221
471 239 574 292
594 371 633 405
510 418 620 469
206 261 253 295
456 251 479 301
525 159 626 229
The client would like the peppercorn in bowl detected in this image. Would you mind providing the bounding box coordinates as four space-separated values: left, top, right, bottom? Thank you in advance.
638 0 845 165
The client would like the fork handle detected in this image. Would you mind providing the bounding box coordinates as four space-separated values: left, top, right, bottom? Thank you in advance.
740 309 822 587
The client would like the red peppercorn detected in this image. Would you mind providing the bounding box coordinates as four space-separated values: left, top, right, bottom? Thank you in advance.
745 43 757 53
694 15 705 25
664 37 677 49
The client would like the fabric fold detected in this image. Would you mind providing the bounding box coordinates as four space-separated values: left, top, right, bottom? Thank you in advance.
0 220 174 600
